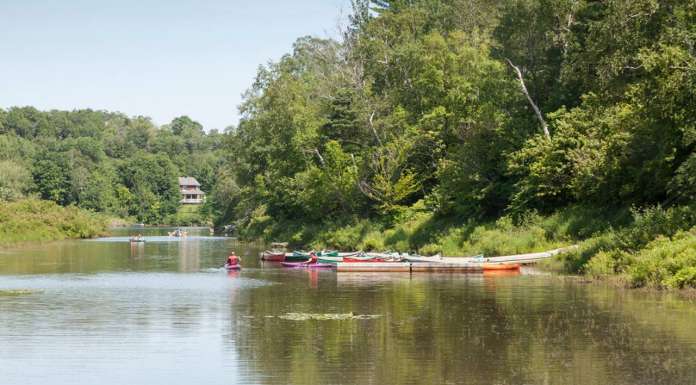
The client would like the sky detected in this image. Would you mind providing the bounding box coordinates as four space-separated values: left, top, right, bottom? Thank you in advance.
0 0 351 131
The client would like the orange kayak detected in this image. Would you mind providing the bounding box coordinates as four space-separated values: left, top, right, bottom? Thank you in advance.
482 263 520 271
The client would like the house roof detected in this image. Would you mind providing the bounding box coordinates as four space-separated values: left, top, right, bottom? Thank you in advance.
178 176 201 186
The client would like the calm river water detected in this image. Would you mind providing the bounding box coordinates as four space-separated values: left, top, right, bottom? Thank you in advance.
1 227 696 385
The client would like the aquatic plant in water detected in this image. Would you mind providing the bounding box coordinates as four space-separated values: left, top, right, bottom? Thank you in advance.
270 312 381 321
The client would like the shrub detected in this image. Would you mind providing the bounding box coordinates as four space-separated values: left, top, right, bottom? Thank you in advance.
626 229 696 288
0 199 107 246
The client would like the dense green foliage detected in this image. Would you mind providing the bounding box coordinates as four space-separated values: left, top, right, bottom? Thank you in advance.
223 0 695 226
3 1 694 286
216 0 695 286
0 199 108 246
0 109 224 224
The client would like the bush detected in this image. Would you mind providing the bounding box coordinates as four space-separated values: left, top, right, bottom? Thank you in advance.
626 229 696 288
0 199 108 246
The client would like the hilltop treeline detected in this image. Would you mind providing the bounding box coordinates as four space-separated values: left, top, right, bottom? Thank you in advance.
220 0 694 232
0 108 224 223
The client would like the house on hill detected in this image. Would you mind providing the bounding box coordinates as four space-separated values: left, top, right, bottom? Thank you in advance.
179 177 205 204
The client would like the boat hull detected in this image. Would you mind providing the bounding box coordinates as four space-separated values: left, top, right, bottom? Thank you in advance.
336 262 411 272
281 262 335 269
342 257 387 263
482 263 520 271
261 251 286 262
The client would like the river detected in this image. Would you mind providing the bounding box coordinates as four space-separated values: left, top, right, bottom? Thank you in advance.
0 227 695 385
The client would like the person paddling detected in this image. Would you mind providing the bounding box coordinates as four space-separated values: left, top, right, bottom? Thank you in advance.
305 252 318 265
226 252 240 268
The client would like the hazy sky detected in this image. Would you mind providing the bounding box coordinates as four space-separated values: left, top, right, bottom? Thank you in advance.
0 0 351 131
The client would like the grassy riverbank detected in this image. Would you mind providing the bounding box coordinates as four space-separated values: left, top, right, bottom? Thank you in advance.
165 205 212 227
244 203 696 289
0 199 109 247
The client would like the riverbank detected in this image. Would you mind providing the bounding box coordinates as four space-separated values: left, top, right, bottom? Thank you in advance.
0 199 109 247
241 203 696 289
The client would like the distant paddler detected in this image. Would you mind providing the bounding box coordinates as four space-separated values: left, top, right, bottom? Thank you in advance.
224 252 241 270
129 234 145 243
168 228 188 237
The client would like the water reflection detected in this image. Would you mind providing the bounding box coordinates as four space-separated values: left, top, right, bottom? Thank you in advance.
1 235 696 385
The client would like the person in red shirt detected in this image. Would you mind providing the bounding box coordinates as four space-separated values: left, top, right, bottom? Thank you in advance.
226 252 240 267
305 252 318 265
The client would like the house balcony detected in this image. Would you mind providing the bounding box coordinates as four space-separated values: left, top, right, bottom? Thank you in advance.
180 198 205 204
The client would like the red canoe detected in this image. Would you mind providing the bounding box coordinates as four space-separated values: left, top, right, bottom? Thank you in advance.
482 263 520 271
261 250 286 262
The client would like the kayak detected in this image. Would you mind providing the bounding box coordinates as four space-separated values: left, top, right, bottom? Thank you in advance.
482 263 520 271
284 252 312 262
317 256 343 264
261 250 286 262
224 263 241 271
281 262 335 269
406 254 484 263
342 257 387 263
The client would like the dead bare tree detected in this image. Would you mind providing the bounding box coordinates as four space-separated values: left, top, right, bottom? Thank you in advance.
505 58 551 140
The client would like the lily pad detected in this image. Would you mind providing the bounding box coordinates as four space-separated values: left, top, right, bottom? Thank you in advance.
0 289 40 297
276 312 381 321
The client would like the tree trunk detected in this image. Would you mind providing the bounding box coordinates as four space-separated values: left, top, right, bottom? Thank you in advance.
505 58 551 140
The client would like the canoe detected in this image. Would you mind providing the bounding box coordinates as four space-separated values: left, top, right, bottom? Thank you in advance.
364 252 402 259
318 255 395 264
336 262 411 272
281 262 335 269
292 250 361 258
411 262 482 273
261 250 286 262
224 263 241 271
283 252 311 262
406 254 483 263
317 257 342 264
482 263 520 271
343 257 387 263
129 238 146 243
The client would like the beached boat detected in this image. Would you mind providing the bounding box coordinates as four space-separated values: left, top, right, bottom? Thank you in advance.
342 256 387 263
261 250 286 262
293 250 362 258
336 262 412 272
482 263 520 271
317 256 343 263
281 261 335 269
410 262 483 273
406 254 483 264
318 254 396 264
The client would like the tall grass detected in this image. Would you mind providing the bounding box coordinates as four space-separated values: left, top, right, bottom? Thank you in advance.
307 206 610 256
166 204 211 226
0 199 108 246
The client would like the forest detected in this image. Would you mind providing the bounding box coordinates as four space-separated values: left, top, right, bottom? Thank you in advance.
2 0 695 287
217 0 696 287
0 108 225 224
